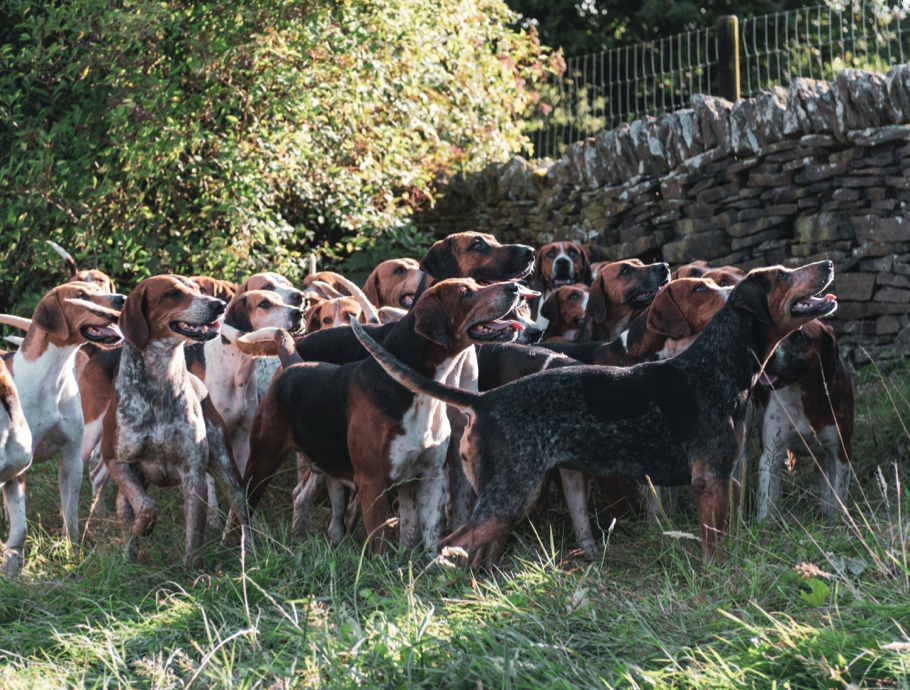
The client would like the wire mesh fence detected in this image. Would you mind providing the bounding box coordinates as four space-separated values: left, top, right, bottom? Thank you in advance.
741 0 910 96
526 1 910 161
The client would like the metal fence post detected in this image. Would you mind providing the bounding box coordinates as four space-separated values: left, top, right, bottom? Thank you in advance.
717 15 740 101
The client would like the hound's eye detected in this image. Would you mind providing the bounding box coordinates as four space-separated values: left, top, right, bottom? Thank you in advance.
546 249 556 259
471 238 485 250
165 290 182 298
394 266 405 275
79 293 89 300
793 331 806 343
718 279 731 286
619 265 631 277
323 317 332 324
461 287 474 298
568 292 580 300
258 301 271 309
568 248 578 257
777 270 789 281
693 284 707 293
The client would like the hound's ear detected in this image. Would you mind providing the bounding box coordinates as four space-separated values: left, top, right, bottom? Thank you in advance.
540 292 559 323
307 305 323 333
362 270 381 308
33 290 71 340
819 323 841 382
731 276 773 326
120 286 150 350
224 295 254 333
579 249 592 286
412 293 451 348
419 237 459 280
586 277 608 324
646 287 691 338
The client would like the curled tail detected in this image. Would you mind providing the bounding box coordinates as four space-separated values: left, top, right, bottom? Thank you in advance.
237 327 303 369
349 318 479 411
47 240 79 276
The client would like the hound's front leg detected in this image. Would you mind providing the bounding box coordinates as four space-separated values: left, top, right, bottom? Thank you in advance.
692 461 731 563
1 475 27 578
58 438 84 548
107 461 156 562
183 467 209 571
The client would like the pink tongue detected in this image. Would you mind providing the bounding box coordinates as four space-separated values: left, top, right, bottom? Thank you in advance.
97 325 123 338
759 372 777 386
518 287 541 299
208 321 221 332
486 320 524 332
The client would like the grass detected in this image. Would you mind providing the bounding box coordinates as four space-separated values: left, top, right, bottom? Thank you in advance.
1 361 910 689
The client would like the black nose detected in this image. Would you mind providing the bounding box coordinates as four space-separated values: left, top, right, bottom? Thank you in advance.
506 282 520 293
211 299 226 316
111 294 126 309
519 245 534 259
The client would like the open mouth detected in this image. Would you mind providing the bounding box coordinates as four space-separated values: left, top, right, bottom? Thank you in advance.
288 319 305 335
790 292 837 318
552 277 574 287
758 371 778 388
627 284 664 308
399 293 415 308
468 318 525 342
170 320 221 341
81 324 123 345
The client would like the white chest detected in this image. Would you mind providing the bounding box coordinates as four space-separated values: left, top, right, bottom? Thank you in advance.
387 395 450 482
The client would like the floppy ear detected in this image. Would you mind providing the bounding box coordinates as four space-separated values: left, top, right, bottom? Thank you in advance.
33 290 71 340
819 323 841 383
362 270 381 308
307 305 323 333
731 276 773 326
646 287 691 338
419 237 459 280
586 277 608 324
579 248 592 286
120 286 150 350
224 295 254 333
540 292 559 323
412 293 451 348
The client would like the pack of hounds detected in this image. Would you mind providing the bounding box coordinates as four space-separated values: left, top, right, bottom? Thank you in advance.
0 234 853 577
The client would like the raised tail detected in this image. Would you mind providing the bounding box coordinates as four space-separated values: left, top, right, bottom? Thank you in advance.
47 240 79 276
349 318 479 411
328 274 381 325
0 315 33 331
237 327 303 369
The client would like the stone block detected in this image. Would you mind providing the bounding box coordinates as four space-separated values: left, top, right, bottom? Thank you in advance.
795 211 855 243
728 215 787 239
662 230 729 263
835 272 876 301
853 214 910 242
731 228 786 251
876 286 910 303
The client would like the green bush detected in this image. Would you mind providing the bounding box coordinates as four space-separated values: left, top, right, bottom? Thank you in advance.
0 0 556 313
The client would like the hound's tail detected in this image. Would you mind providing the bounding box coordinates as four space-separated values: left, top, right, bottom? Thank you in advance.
349 318 479 411
237 327 303 369
0 315 33 331
47 240 79 277
328 274 381 325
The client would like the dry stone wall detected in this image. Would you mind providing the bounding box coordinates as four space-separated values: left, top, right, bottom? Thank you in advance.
420 67 910 362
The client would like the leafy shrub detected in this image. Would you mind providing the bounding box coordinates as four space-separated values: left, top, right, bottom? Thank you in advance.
0 0 556 313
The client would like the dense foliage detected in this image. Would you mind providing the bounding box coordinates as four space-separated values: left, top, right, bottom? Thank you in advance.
506 0 816 56
0 0 556 313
